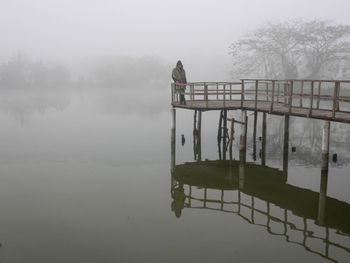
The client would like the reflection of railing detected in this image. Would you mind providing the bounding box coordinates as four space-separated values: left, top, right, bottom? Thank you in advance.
171 182 350 263
171 80 350 123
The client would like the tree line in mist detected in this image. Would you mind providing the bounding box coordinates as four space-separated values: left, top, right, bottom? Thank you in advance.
0 54 171 91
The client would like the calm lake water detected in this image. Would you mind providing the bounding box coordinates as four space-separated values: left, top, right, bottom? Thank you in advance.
0 89 349 262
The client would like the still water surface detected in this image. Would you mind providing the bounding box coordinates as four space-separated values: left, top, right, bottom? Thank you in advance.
0 90 349 262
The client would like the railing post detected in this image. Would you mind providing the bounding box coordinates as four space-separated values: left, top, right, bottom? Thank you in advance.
300 80 304 108
223 84 226 107
230 84 232 101
255 80 258 111
204 82 208 108
266 83 269 101
317 81 321 109
270 80 275 113
277 83 280 103
241 80 245 108
284 83 287 104
192 84 195 106
309 81 314 117
332 81 339 118
216 82 219 100
171 83 174 104
289 80 293 114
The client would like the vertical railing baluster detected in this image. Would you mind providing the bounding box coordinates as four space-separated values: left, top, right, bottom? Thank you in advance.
171 83 174 103
289 80 293 114
317 81 321 109
230 84 232 101
332 81 339 118
205 82 208 108
309 81 314 117
216 82 219 100
300 80 304 108
277 83 280 103
223 84 226 107
270 80 275 113
190 84 193 106
241 80 245 108
255 80 258 111
266 82 269 101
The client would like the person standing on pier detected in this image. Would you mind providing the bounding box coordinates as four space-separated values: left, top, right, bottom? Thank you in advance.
172 60 187 105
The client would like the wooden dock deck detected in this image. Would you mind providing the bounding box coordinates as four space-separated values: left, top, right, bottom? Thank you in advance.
171 79 350 123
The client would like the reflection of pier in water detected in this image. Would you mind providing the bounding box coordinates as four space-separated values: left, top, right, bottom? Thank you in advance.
170 103 350 262
171 160 350 263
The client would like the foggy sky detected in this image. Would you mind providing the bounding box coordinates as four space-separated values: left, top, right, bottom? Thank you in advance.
1 0 350 77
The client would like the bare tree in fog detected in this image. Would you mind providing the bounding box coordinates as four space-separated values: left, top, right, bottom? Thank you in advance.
230 20 350 79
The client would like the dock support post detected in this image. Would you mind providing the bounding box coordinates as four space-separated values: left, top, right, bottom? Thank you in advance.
321 120 330 172
171 108 176 173
318 121 330 231
223 110 227 160
253 111 257 161
240 110 247 151
317 169 329 226
217 110 223 144
240 110 247 163
193 110 197 160
239 146 246 190
283 115 290 182
197 111 202 161
229 118 234 160
261 112 266 166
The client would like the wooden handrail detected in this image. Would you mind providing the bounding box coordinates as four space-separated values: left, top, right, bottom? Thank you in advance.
171 79 350 122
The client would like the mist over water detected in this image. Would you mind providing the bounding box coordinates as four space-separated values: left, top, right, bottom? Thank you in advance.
1 0 350 262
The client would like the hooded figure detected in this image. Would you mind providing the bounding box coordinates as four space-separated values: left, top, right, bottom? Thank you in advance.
172 60 187 105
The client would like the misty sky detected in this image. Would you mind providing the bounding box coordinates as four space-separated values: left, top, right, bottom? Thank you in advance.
1 0 350 65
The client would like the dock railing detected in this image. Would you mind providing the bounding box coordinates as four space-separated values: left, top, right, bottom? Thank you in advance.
171 79 350 120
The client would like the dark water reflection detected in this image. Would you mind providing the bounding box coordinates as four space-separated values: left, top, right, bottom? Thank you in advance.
171 109 350 263
171 160 350 263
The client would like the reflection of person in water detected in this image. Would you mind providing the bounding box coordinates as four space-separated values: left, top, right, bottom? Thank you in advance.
171 183 186 218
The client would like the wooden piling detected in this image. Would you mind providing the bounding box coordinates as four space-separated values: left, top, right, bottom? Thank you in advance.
229 118 234 160
171 108 176 173
261 112 266 166
317 170 328 226
253 111 257 161
240 110 247 151
239 148 245 190
197 111 202 161
321 120 330 172
217 110 223 144
223 110 227 160
283 115 290 182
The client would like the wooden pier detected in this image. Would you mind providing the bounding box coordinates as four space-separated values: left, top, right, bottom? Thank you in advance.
171 79 350 123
